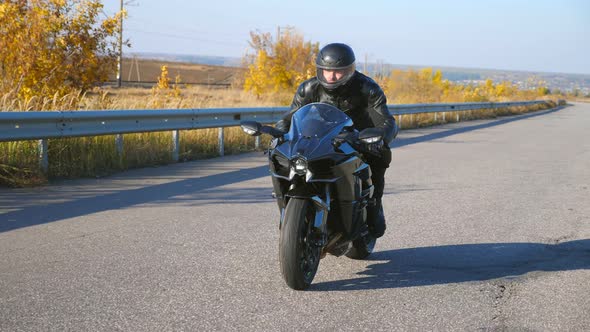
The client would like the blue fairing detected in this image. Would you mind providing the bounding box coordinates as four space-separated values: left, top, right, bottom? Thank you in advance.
276 103 353 160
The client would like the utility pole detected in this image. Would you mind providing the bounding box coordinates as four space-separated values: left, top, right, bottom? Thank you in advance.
134 56 140 82
116 0 123 88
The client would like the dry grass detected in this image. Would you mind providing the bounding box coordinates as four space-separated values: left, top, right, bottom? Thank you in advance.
395 102 556 129
88 85 292 110
0 86 284 186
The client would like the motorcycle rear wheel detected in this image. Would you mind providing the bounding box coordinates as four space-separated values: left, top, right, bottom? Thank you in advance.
279 198 320 290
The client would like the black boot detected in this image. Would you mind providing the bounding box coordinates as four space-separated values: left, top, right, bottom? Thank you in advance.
366 198 386 238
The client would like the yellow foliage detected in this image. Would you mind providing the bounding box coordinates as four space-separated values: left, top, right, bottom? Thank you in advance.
0 0 124 101
243 30 318 98
151 65 183 107
382 68 445 103
156 66 170 90
382 68 548 104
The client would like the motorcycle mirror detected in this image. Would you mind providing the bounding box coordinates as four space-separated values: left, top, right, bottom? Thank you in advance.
359 127 384 144
240 121 262 136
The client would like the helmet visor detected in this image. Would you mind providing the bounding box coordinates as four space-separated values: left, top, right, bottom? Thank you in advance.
316 63 355 90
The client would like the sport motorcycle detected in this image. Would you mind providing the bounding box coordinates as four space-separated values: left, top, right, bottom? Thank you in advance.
241 102 386 290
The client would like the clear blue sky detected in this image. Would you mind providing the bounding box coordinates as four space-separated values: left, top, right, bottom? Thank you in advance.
103 0 590 74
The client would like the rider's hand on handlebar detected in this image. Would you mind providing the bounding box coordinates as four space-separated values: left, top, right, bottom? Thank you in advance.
365 140 384 155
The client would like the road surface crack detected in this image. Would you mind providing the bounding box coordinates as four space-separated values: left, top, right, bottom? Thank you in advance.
479 281 518 331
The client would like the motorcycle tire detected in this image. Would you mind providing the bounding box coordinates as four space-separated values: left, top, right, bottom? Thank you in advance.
346 234 376 259
279 198 320 290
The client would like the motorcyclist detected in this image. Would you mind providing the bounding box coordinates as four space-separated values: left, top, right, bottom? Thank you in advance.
275 43 397 238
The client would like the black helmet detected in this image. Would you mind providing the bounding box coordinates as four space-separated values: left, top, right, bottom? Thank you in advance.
316 43 356 90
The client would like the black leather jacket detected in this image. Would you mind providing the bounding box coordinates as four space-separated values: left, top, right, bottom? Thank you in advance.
276 71 397 167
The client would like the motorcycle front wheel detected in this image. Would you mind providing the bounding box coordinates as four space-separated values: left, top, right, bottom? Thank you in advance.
279 198 321 290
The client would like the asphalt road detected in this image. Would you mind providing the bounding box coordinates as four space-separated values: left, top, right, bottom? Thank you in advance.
1 103 588 331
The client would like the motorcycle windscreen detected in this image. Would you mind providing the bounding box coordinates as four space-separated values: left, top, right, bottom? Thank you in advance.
290 103 350 138
284 103 353 160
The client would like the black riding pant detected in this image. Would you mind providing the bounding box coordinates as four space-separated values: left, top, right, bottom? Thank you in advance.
369 165 386 202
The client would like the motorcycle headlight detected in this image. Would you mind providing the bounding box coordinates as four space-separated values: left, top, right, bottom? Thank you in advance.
360 136 382 144
292 157 308 175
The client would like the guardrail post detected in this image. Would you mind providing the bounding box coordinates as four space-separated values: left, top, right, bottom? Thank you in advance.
218 127 224 156
456 112 459 122
398 115 402 130
172 130 179 161
255 136 261 150
442 112 446 122
434 112 438 122
38 139 48 174
115 134 124 156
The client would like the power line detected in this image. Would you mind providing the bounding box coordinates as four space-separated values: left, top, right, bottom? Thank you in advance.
125 17 246 40
125 28 247 47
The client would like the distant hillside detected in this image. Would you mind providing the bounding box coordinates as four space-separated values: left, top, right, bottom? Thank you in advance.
133 52 242 67
363 63 590 95
122 52 590 94
113 58 244 86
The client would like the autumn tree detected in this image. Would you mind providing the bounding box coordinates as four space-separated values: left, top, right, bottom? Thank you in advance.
383 68 446 103
0 0 124 100
382 67 549 103
243 29 319 97
151 65 182 108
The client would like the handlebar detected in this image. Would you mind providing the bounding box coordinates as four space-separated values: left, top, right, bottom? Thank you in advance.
332 131 382 158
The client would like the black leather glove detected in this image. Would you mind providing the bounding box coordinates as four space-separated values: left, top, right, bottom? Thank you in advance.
366 140 384 156
275 120 289 133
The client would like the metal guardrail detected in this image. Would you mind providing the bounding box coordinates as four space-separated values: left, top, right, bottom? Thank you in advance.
0 107 288 142
0 100 551 172
0 101 547 142
390 101 543 114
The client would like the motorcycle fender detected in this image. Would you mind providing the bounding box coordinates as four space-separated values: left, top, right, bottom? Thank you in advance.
284 187 329 212
283 186 330 246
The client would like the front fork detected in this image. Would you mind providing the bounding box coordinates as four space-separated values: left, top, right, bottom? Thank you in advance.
309 186 330 246
279 183 330 247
